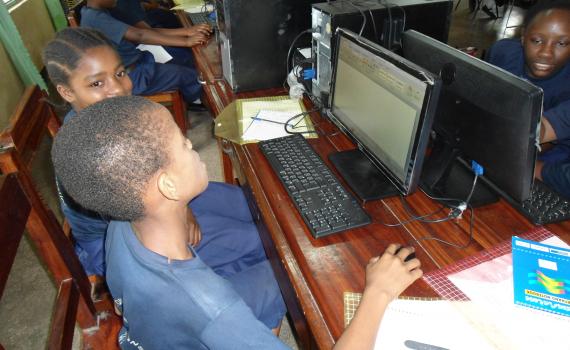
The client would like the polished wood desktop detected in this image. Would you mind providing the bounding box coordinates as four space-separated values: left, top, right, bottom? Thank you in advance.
180 12 570 349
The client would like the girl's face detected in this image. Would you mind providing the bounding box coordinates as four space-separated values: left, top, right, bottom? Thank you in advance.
522 9 570 79
57 46 132 111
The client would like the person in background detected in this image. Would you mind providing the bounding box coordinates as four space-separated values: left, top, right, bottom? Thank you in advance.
486 0 570 198
80 0 211 106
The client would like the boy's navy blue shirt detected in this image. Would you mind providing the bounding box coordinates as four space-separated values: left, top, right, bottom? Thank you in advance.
487 39 570 198
106 221 288 350
80 6 142 66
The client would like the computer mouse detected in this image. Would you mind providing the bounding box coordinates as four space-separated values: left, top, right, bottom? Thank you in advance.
395 246 416 262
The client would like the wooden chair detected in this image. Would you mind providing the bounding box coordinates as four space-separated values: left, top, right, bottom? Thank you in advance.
0 173 121 349
0 86 121 348
65 4 189 132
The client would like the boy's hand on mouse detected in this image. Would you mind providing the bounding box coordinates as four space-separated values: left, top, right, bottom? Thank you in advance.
187 24 212 36
364 244 423 301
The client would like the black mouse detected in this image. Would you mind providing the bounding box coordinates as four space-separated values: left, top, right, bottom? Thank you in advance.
395 246 416 262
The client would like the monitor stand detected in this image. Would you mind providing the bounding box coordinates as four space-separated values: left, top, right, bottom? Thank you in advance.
329 149 399 201
420 140 498 207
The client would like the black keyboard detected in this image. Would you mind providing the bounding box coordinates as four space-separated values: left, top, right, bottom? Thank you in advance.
186 12 216 26
517 180 570 225
259 134 371 238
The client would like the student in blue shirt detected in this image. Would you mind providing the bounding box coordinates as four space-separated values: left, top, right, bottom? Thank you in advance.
486 0 570 198
111 0 181 29
42 28 268 280
51 95 423 349
108 0 199 70
80 0 211 105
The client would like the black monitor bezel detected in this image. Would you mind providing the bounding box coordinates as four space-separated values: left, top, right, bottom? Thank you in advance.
327 28 441 196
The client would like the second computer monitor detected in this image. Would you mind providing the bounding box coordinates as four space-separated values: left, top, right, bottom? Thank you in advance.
401 30 543 205
326 28 441 200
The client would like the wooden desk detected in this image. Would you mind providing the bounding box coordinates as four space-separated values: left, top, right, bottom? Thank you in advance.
179 12 570 349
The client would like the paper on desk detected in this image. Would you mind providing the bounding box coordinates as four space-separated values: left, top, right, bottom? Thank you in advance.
446 236 570 350
170 0 213 12
240 99 303 120
214 96 316 145
374 299 495 350
242 110 310 141
136 44 172 63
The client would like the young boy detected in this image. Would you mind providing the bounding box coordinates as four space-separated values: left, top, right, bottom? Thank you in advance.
52 96 422 349
80 0 210 104
486 0 570 198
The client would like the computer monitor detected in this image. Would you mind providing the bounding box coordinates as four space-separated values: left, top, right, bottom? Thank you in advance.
325 28 441 200
401 30 543 206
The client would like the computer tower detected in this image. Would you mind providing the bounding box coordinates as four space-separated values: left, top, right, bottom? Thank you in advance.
215 0 320 92
311 0 453 102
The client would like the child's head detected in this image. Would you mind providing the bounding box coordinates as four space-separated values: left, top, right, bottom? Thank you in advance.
521 0 570 79
42 27 132 111
52 96 208 221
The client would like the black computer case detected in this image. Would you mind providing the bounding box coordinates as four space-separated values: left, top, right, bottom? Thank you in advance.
311 0 453 100
216 0 320 92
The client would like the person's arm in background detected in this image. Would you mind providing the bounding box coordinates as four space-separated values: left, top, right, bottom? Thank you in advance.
333 244 422 350
124 25 208 47
132 19 212 36
540 100 570 143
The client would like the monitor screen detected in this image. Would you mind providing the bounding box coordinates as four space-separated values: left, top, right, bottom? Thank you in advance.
402 30 543 205
327 28 440 198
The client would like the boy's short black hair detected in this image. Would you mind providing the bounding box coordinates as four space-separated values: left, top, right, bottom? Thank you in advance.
523 0 570 28
52 96 170 221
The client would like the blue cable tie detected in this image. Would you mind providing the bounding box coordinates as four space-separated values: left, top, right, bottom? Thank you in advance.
471 160 484 176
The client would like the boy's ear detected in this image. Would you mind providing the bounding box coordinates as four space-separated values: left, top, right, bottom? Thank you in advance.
157 172 179 201
56 84 76 104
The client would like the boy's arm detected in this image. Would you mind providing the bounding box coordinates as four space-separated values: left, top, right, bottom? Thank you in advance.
333 245 422 350
132 20 212 36
153 24 212 36
540 117 557 143
124 26 208 47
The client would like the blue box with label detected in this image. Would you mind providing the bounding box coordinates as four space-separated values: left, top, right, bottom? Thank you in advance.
512 236 570 317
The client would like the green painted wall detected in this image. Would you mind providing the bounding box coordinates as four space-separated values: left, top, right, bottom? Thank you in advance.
11 0 56 67
0 43 25 127
1 0 56 125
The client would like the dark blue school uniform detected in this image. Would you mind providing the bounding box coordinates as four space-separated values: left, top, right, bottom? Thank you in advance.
80 6 201 102
108 0 191 64
106 221 288 349
487 39 570 198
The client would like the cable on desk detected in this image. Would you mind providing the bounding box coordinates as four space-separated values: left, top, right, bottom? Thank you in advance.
375 162 483 249
282 108 323 136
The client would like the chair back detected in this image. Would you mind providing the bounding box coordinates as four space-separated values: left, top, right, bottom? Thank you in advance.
0 87 121 349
